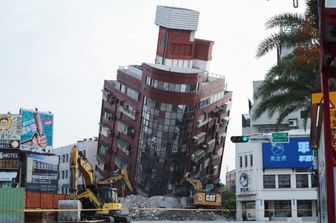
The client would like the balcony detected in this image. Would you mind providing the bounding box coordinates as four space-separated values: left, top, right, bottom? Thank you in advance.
116 138 131 156
102 89 116 105
193 132 206 145
202 139 216 153
119 107 136 120
211 154 221 164
102 110 114 122
117 121 135 137
223 101 232 112
216 133 226 145
191 149 205 163
119 65 142 80
197 117 212 127
99 123 111 138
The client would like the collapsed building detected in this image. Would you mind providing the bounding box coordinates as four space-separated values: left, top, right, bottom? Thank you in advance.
96 5 232 196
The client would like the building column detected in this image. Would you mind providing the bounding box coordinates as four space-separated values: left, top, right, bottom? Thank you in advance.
236 200 243 221
291 199 298 220
255 199 264 221
312 200 317 218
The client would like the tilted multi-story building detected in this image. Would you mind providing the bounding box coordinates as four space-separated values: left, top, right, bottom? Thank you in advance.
96 6 232 196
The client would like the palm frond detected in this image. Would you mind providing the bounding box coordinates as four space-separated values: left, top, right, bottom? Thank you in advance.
265 13 305 29
256 31 314 58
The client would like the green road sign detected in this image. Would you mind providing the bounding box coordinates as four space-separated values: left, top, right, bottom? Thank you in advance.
271 132 289 143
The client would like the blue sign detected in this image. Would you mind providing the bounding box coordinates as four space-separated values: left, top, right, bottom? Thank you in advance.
262 137 313 168
20 109 53 153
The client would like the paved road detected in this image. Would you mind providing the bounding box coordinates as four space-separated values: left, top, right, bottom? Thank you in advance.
134 221 317 223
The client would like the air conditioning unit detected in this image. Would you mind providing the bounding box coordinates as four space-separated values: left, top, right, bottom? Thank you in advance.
288 119 298 127
129 129 135 135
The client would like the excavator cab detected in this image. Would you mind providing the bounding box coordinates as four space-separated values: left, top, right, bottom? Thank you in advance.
96 186 118 204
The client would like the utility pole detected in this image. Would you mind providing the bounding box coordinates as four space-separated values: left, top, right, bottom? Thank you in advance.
319 0 336 222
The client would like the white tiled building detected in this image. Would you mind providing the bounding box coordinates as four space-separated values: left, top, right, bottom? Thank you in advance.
235 81 318 222
54 137 98 194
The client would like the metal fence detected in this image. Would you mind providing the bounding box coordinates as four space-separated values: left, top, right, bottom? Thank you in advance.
0 188 24 223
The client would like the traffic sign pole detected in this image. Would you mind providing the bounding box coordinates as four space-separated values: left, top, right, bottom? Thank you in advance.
319 1 336 222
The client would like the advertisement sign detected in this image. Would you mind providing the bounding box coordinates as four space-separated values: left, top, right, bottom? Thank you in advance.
262 137 314 169
0 150 20 160
0 114 21 149
20 109 53 153
25 154 58 193
311 92 336 150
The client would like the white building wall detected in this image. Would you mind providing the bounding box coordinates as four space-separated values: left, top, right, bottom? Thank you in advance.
236 80 317 222
53 137 98 194
235 137 318 222
192 59 210 71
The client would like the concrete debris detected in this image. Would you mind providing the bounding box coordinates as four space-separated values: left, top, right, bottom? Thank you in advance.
120 195 227 221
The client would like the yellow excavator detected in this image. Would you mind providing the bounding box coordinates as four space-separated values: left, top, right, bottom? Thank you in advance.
183 172 222 208
67 145 130 223
98 168 134 197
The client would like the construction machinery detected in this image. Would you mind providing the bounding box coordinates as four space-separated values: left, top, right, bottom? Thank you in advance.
58 145 130 223
98 168 134 197
183 172 222 208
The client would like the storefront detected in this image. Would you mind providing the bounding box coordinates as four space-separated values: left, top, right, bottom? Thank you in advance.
0 171 18 187
0 149 20 188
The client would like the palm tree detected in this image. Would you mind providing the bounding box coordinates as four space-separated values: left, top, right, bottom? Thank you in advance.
253 0 320 125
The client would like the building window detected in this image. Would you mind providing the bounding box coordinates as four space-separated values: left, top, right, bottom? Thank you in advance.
199 91 225 108
274 200 291 217
278 174 291 188
250 154 253 167
245 155 248 167
116 138 130 155
61 170 65 179
263 175 276 188
239 156 242 168
65 170 68 179
297 200 312 217
172 145 178 153
296 174 308 188
66 154 69 163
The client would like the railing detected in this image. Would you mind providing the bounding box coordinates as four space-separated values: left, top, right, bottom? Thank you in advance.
119 65 142 80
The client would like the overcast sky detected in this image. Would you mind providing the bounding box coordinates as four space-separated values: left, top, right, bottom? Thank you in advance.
0 0 305 180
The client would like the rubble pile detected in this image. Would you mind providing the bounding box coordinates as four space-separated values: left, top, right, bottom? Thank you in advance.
120 195 227 221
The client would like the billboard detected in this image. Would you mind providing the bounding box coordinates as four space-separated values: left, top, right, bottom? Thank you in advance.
25 154 58 193
262 137 314 169
0 114 21 149
20 109 53 153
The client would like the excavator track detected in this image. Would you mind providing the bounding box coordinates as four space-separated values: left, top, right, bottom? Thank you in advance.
112 215 131 223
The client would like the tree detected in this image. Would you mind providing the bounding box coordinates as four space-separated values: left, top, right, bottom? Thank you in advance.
253 0 321 125
219 186 236 219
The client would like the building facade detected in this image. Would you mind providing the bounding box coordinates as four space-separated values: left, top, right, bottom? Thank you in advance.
96 6 232 196
235 81 317 222
0 114 22 188
225 169 236 192
54 137 97 194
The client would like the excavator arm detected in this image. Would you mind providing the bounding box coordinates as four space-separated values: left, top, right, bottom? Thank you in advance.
99 169 134 197
184 172 203 191
70 146 98 202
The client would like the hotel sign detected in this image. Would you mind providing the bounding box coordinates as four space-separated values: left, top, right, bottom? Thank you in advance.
0 150 20 160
